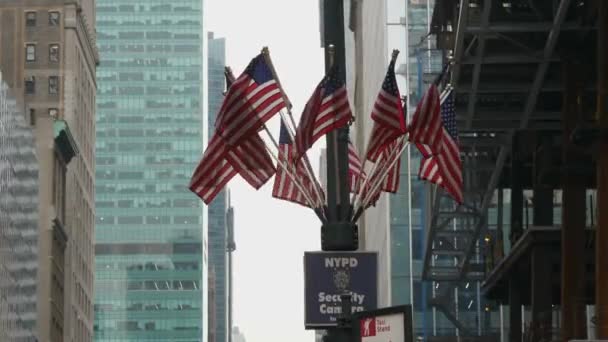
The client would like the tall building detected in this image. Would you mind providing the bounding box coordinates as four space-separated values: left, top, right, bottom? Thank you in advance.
94 0 208 341
207 32 230 342
231 326 246 342
0 1 98 341
0 73 39 342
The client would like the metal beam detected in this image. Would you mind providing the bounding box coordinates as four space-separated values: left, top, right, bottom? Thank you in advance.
458 0 572 278
520 0 571 129
458 110 561 120
456 84 562 93
451 0 470 90
422 187 443 280
458 145 509 278
466 0 492 129
457 121 563 131
456 83 595 93
466 21 590 34
461 54 559 65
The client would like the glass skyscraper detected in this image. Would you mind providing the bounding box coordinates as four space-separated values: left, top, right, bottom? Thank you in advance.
93 0 208 341
0 73 39 342
207 32 229 342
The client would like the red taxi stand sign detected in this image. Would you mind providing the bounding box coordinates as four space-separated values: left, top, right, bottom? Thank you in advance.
352 305 413 342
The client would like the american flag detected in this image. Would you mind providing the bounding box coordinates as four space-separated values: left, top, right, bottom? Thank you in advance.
272 123 324 207
189 59 279 204
294 65 352 160
225 133 276 189
366 59 407 162
189 134 236 204
190 119 276 204
413 88 463 204
215 54 286 146
380 138 403 193
348 141 364 193
407 84 442 153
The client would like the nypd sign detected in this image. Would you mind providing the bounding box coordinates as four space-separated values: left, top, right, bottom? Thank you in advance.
304 251 377 329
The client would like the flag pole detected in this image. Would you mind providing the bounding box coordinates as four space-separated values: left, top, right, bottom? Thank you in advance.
261 47 327 213
352 137 410 222
261 125 327 221
349 49 401 211
352 135 409 220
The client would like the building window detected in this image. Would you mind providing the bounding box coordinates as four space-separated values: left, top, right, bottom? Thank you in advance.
49 76 59 94
25 76 35 94
49 44 59 62
26 44 36 61
49 11 60 26
52 155 67 224
29 108 36 126
26 12 36 26
49 108 58 118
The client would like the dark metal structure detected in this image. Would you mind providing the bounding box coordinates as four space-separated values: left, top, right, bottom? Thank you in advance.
426 0 602 340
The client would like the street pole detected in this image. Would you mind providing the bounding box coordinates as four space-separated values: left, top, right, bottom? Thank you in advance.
596 0 608 338
322 1 356 342
321 0 357 251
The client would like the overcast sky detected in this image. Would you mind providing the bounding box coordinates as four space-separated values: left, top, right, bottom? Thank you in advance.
206 1 325 342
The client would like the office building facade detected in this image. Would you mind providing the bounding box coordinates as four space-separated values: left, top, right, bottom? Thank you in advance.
0 74 39 342
94 0 208 340
207 32 230 342
0 1 97 341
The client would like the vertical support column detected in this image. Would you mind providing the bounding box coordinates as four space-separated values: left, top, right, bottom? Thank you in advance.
533 132 553 227
510 133 524 246
531 132 553 341
561 57 587 342
596 0 608 338
509 276 522 342
531 245 552 341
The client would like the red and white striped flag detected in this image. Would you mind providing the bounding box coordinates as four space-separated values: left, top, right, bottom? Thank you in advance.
221 65 275 189
225 133 276 189
215 53 287 146
380 139 403 193
294 65 352 161
357 138 404 209
366 58 407 161
410 88 463 204
272 123 324 207
407 84 442 153
189 134 236 204
190 56 282 204
348 141 364 193
189 131 276 204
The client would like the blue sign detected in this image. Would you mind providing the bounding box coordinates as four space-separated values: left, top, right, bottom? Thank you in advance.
304 251 378 329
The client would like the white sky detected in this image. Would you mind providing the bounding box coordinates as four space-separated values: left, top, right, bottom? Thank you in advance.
206 1 325 342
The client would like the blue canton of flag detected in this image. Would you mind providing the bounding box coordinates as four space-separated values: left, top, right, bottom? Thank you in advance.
321 66 345 97
441 89 458 141
245 54 274 84
278 121 292 145
382 60 399 96
214 52 286 146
